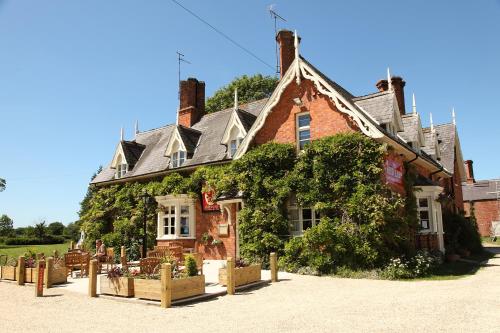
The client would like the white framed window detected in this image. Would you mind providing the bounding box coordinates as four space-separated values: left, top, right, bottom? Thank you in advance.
230 138 243 157
171 150 186 168
156 195 196 239
417 197 431 230
114 155 128 179
296 113 311 151
288 195 320 235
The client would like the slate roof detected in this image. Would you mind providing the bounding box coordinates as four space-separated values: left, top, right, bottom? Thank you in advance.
91 98 267 184
236 109 257 132
177 126 202 155
121 141 146 167
421 128 436 157
353 91 396 125
434 123 456 173
399 113 421 143
463 180 500 201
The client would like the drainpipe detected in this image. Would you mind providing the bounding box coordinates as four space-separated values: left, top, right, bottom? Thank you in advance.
404 152 419 175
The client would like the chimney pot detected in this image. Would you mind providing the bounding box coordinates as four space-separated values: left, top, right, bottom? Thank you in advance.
276 30 299 79
375 76 406 115
464 160 475 184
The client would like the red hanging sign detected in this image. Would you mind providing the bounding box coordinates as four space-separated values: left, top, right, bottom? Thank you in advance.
202 186 220 212
384 157 403 186
37 262 45 296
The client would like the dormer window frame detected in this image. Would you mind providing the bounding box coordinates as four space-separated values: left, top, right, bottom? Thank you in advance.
221 110 248 158
296 112 311 151
110 144 130 179
165 127 189 169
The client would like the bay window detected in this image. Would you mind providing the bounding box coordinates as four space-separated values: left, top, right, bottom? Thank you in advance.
156 195 196 239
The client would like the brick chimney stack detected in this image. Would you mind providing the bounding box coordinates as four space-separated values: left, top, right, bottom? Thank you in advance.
276 30 298 79
464 160 475 184
376 76 407 115
178 78 205 128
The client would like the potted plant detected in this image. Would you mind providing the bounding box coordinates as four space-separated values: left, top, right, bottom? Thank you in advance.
1 257 17 280
100 267 134 297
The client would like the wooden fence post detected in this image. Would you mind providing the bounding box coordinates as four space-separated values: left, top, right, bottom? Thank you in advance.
89 259 97 297
120 246 127 268
227 257 235 295
160 263 172 308
70 241 74 250
53 250 58 258
270 252 278 283
44 257 53 289
35 260 45 297
17 256 25 285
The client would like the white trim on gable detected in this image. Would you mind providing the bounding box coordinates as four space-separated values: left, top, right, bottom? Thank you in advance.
110 143 128 169
221 110 247 145
164 127 187 157
233 57 384 159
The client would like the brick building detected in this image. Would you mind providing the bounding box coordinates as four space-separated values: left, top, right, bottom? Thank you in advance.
91 30 467 258
462 160 500 236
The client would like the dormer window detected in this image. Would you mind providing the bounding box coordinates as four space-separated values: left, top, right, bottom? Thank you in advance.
296 113 311 150
114 155 128 179
228 126 244 157
171 150 186 168
221 108 255 159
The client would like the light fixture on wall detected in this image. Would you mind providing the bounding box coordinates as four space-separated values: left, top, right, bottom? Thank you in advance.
293 97 303 106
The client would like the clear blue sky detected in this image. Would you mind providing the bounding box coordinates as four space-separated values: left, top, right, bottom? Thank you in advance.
1 0 499 227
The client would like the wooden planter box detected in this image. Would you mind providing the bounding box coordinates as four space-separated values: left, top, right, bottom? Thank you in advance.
100 276 134 297
1 266 16 280
219 264 261 287
49 266 67 285
25 268 34 283
134 275 205 301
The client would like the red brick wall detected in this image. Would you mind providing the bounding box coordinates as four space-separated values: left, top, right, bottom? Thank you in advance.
415 233 439 251
157 199 237 260
464 200 499 236
254 79 357 145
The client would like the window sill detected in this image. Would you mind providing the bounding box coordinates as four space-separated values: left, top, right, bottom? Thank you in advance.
156 236 196 241
417 230 436 234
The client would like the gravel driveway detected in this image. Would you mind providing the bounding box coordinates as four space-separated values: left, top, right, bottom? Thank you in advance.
1 247 499 333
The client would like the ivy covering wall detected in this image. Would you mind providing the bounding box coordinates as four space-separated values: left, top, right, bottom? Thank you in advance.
81 133 418 268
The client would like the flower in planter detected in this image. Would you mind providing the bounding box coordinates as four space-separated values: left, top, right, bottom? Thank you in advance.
201 232 212 245
211 239 222 246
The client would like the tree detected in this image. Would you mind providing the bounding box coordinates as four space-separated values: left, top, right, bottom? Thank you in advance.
205 74 278 113
64 221 82 242
0 178 5 192
0 214 13 236
47 222 65 236
34 221 46 239
79 166 102 219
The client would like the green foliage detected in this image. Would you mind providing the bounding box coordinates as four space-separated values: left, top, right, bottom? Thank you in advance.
0 214 14 237
0 178 5 192
34 221 46 239
380 250 442 280
4 235 66 245
63 221 82 241
205 74 278 113
184 254 198 277
47 222 65 236
443 211 483 255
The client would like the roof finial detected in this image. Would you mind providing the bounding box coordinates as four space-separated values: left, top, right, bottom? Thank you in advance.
120 127 124 141
452 107 456 125
387 67 392 91
412 93 417 114
135 120 139 138
233 88 238 111
430 113 434 132
294 30 301 85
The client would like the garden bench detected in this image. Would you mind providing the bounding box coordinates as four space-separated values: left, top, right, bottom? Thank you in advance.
139 258 161 275
64 252 90 278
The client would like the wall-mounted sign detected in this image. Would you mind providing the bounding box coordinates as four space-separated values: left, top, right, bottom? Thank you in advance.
385 158 403 186
218 224 229 236
202 186 220 212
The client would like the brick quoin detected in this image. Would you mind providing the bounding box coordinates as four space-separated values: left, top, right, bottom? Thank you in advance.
464 200 499 236
254 79 357 145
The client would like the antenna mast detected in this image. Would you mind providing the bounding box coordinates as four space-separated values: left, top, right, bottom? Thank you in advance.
176 51 191 104
269 5 286 76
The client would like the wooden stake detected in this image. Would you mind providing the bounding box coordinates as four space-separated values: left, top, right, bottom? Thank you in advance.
270 252 278 282
35 260 45 297
70 241 74 250
120 246 127 268
53 250 58 258
44 257 53 289
160 263 172 308
227 257 235 295
17 256 25 285
89 259 97 297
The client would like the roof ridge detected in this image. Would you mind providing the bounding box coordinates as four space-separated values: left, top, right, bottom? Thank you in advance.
137 124 174 135
353 91 392 101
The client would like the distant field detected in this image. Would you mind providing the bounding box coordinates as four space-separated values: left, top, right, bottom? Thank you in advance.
0 243 71 261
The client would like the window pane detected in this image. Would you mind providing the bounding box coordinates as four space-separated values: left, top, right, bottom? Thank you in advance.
170 206 175 214
230 140 237 156
288 208 299 232
299 129 310 140
181 205 189 215
418 198 428 208
163 218 169 235
314 210 320 220
170 226 175 234
180 217 189 235
302 208 312 220
298 114 310 128
303 219 312 230
179 151 185 165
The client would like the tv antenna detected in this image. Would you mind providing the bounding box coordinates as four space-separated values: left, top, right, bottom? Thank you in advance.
268 5 286 76
177 51 191 103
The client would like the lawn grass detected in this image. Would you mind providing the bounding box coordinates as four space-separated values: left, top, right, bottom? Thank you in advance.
0 242 71 263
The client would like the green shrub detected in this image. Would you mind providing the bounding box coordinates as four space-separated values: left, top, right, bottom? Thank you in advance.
443 212 483 254
184 254 198 277
4 235 65 245
380 250 441 279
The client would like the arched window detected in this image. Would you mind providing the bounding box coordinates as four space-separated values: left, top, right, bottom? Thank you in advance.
228 126 244 157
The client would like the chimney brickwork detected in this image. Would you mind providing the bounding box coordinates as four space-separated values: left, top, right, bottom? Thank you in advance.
376 76 406 115
276 30 295 79
464 160 475 184
178 78 205 128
